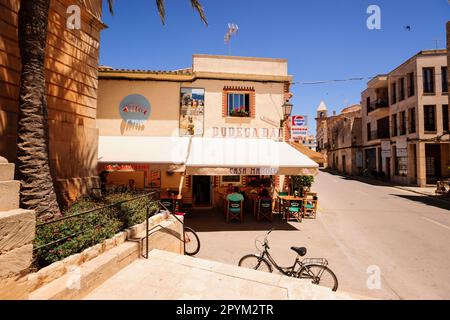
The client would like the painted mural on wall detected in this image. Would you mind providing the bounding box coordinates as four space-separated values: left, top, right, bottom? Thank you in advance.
119 94 151 125
179 88 205 136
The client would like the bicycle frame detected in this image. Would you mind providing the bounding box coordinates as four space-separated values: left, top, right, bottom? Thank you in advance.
257 242 327 280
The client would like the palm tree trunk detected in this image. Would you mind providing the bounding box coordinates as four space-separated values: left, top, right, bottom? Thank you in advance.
17 0 60 219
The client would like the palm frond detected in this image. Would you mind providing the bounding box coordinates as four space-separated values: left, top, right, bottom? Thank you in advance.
107 0 114 15
190 0 208 26
156 0 166 25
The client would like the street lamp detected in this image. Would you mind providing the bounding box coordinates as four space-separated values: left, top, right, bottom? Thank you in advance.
280 100 293 127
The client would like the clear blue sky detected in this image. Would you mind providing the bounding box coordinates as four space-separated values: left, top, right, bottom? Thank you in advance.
100 0 449 134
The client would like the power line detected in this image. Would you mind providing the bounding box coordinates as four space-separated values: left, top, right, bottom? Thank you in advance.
292 73 447 86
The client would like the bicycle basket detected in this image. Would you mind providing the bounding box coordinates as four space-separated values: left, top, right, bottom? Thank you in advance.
301 258 328 267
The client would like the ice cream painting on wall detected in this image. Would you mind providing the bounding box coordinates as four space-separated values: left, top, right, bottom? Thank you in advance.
179 88 205 136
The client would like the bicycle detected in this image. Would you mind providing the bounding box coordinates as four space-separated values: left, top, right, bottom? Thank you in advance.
157 206 201 257
238 229 338 291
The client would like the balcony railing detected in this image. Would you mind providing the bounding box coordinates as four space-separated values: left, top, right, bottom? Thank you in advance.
368 99 389 113
368 130 390 141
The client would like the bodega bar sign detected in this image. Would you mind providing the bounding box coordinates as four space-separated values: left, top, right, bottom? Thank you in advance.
212 127 283 139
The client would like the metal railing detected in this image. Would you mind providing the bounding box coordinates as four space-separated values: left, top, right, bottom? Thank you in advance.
143 200 185 259
34 191 159 252
368 99 389 113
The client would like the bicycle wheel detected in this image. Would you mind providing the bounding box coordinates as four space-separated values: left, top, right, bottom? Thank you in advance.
298 264 338 292
238 255 272 273
184 227 200 256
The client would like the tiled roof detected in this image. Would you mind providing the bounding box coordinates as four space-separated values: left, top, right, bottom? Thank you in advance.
98 66 193 75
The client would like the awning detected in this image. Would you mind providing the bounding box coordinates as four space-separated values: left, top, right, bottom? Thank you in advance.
98 136 189 172
185 138 318 176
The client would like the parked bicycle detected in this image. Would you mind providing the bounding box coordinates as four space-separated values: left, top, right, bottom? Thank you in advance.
238 229 338 291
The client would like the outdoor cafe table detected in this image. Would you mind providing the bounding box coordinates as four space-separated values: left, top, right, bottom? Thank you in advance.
277 195 304 219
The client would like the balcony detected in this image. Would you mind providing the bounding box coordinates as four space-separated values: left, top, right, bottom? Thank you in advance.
368 130 390 141
368 99 389 115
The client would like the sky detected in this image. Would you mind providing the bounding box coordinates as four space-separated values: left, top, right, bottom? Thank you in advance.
99 0 450 134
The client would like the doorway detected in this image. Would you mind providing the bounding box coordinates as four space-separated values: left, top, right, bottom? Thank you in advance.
425 144 441 184
385 157 391 180
193 176 212 207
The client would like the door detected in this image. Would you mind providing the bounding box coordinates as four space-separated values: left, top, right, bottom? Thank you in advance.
425 144 441 184
385 157 391 180
193 176 212 207
342 155 346 174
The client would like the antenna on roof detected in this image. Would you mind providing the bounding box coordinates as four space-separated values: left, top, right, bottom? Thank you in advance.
224 23 239 55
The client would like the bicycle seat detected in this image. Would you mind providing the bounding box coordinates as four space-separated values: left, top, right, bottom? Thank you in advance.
291 247 307 256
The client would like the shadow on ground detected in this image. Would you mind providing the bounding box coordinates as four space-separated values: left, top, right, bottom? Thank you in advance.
186 209 300 232
390 194 450 211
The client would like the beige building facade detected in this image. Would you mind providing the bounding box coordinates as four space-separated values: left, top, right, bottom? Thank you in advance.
97 55 318 209
361 50 449 186
316 103 363 175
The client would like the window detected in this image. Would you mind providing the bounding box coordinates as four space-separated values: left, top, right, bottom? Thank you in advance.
399 78 405 101
367 123 371 141
408 72 415 97
391 82 397 104
409 108 416 134
442 67 448 94
399 111 406 135
221 176 241 185
423 67 435 94
423 105 436 132
377 117 390 139
392 114 398 137
366 97 371 114
443 105 449 133
227 93 250 117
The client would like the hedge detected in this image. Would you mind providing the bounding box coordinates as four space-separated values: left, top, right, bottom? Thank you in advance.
33 191 159 269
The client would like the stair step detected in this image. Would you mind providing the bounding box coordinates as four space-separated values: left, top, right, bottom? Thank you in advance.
0 180 20 211
0 163 15 182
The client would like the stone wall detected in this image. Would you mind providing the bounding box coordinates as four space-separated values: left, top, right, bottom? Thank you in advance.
0 212 183 300
0 156 36 299
0 0 105 206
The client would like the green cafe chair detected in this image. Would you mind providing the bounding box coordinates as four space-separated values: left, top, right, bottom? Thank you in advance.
257 199 273 222
227 200 243 223
277 192 289 218
160 199 174 213
287 199 302 222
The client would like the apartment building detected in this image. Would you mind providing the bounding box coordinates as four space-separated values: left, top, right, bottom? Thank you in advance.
316 103 363 175
361 50 449 186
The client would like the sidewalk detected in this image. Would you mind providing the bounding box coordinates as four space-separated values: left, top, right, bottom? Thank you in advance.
322 169 449 203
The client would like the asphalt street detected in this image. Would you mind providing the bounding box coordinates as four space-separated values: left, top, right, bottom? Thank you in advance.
190 171 450 299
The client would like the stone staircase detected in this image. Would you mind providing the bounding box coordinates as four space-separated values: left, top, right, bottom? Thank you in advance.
83 250 369 300
0 156 36 299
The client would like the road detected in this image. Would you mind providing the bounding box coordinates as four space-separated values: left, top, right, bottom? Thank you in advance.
312 170 450 299
190 171 450 300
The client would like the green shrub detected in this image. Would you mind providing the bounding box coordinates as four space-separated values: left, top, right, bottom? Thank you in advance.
33 191 159 269
292 175 315 191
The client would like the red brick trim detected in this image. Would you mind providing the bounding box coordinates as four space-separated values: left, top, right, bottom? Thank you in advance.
283 81 292 141
222 86 256 118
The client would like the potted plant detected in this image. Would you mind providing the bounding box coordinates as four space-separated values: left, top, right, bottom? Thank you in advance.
292 175 315 197
230 106 249 117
